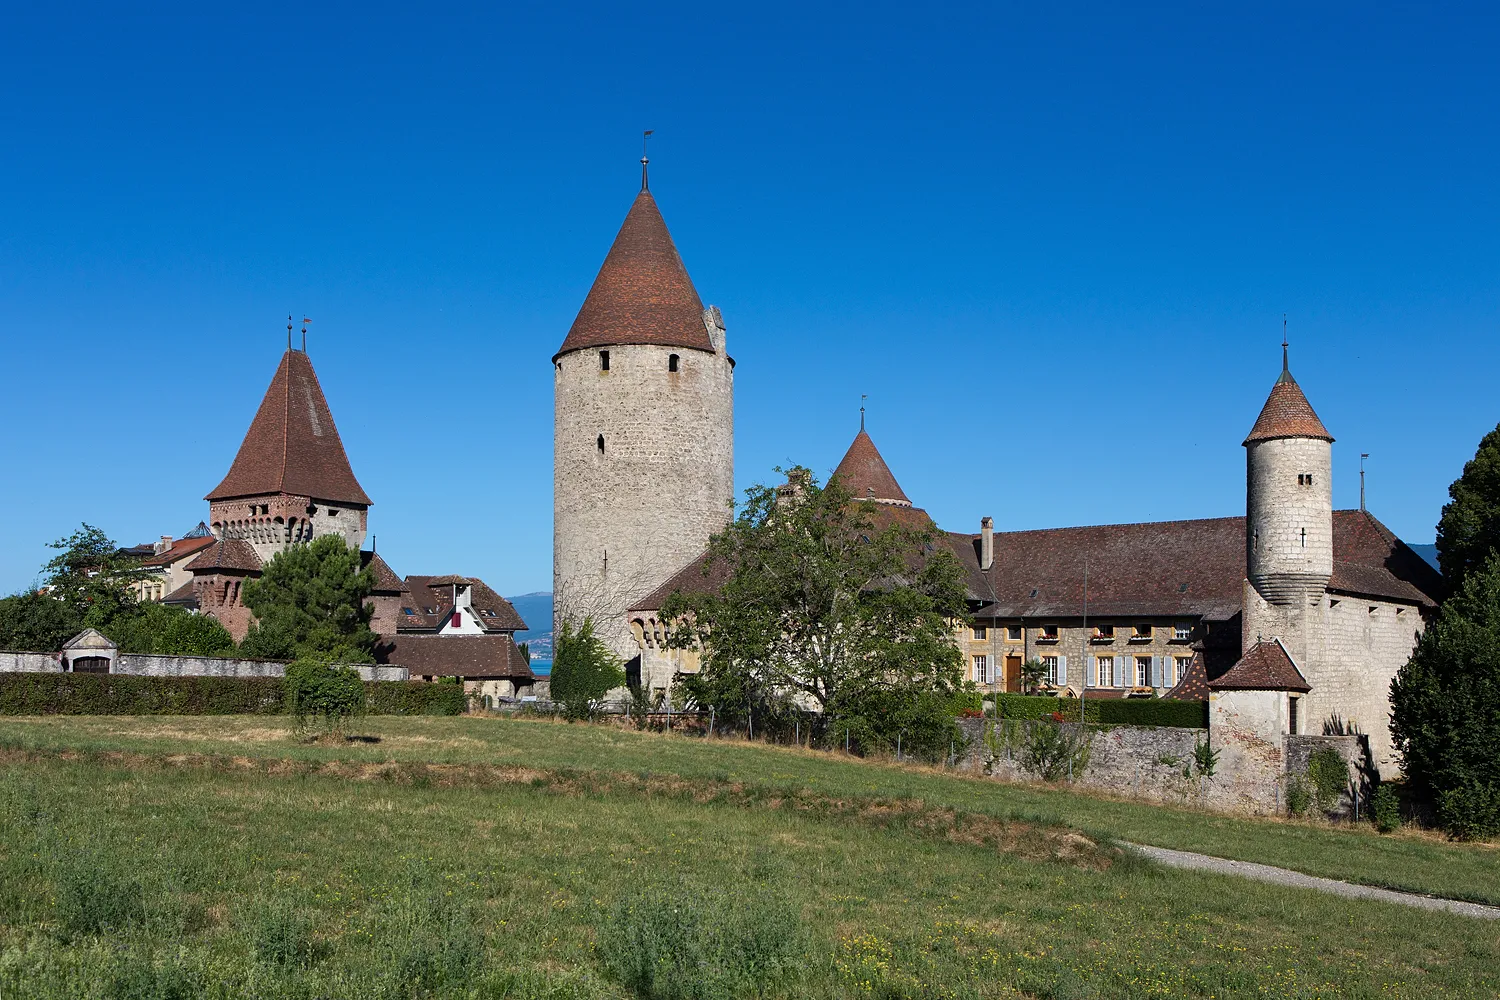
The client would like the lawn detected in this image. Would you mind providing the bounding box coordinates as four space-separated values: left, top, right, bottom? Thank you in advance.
0 713 1495 906
1 742 1498 999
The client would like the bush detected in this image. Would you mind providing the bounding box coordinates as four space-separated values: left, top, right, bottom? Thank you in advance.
1306 746 1349 813
365 680 465 716
597 882 805 1000
1018 721 1091 782
1286 774 1314 816
0 673 466 717
1372 784 1401 833
284 660 365 735
993 693 1207 729
550 618 624 720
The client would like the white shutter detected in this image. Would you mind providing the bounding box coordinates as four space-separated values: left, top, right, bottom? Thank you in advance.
1087 655 1097 688
1058 655 1068 686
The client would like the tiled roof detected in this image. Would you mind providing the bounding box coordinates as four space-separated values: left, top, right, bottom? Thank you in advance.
1244 370 1333 445
554 190 715 359
1326 509 1444 607
630 551 735 613
140 535 217 568
374 634 535 680
399 575 528 632
362 552 404 594
1164 651 1210 700
184 538 262 574
1209 638 1311 692
206 349 372 506
162 580 198 607
831 429 911 506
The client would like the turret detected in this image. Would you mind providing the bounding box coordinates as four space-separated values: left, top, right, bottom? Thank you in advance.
552 163 735 657
1244 342 1333 606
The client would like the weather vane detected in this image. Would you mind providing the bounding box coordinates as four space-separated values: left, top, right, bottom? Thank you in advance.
641 129 654 191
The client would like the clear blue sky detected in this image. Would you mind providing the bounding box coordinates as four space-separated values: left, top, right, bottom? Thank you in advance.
2 3 1497 596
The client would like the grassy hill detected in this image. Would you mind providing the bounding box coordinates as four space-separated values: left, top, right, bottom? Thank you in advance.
0 714 1495 998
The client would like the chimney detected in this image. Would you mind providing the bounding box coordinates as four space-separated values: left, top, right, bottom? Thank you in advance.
154 535 173 556
980 517 994 571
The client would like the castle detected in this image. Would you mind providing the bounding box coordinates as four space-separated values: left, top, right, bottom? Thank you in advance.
553 169 1442 776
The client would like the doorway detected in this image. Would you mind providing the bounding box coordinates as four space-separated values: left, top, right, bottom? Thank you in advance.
1004 655 1022 692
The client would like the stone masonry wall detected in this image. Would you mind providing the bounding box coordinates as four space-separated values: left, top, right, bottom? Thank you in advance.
1245 436 1332 606
1285 734 1371 819
0 651 405 682
554 327 734 659
0 652 63 673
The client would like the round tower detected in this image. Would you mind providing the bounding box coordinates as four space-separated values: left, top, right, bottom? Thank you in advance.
1244 341 1334 607
553 165 734 657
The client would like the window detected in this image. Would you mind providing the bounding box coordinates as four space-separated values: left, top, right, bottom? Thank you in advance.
451 612 462 628
972 655 991 684
1174 656 1193 685
668 353 680 372
597 434 605 454
1131 624 1152 641
1006 626 1022 641
1289 696 1299 735
481 609 493 616
972 626 988 640
1093 624 1115 640
1136 656 1152 686
401 607 415 616
1095 656 1115 687
1297 473 1315 486
1042 655 1059 685
1039 624 1059 642
1173 623 1192 641
600 350 610 371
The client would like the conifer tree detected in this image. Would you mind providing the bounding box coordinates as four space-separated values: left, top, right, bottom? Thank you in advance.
240 535 377 663
1436 422 1500 589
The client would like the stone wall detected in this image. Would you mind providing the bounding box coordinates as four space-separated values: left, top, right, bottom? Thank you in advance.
554 319 734 659
956 718 1212 808
0 651 63 673
0 651 405 683
1285 734 1372 819
1245 435 1332 605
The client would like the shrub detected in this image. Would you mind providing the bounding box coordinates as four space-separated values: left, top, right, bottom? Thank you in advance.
550 618 624 720
994 693 1206 728
1019 722 1091 782
365 680 465 716
1435 782 1500 841
1306 746 1349 813
284 660 365 736
1372 784 1401 833
0 673 286 715
597 882 805 1000
1192 739 1219 778
1286 774 1314 816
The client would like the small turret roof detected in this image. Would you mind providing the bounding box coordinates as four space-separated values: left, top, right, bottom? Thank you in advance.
1244 362 1333 446
831 429 912 507
206 350 372 505
1209 638 1312 692
555 190 714 359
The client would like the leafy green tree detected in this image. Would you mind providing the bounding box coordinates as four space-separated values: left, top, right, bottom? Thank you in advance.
42 524 147 630
284 658 366 736
240 535 377 663
665 467 968 745
1436 422 1500 589
0 591 83 652
549 618 624 720
106 601 237 656
1390 550 1500 839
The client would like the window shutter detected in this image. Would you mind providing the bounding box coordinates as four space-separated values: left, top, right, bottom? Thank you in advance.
1150 656 1161 688
1087 656 1096 687
1058 655 1068 686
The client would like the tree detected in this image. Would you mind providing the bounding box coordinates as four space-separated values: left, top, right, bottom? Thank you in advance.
664 467 969 746
549 618 625 720
1390 549 1500 839
1020 658 1049 695
240 535 377 663
1436 422 1500 590
0 591 82 652
42 524 147 629
284 659 366 736
106 601 237 657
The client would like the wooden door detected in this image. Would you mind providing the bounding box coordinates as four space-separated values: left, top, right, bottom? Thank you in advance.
1004 655 1022 691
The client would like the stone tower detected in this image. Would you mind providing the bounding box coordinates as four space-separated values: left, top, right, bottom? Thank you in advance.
1242 343 1334 666
553 167 735 657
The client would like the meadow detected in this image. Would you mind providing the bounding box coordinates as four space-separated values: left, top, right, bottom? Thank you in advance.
0 714 1496 999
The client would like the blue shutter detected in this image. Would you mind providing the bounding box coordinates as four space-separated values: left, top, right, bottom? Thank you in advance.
1150 655 1161 689
1087 655 1096 688
1058 655 1068 686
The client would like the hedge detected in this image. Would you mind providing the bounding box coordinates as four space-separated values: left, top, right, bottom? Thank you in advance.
993 692 1206 729
0 674 465 717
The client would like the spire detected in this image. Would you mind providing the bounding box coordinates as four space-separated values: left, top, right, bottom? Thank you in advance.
832 429 912 507
640 129 653 192
206 350 372 505
860 394 867 431
554 182 712 359
1244 334 1333 446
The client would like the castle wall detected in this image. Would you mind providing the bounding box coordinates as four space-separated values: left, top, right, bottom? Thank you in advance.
554 333 734 658
210 496 368 565
1246 436 1332 606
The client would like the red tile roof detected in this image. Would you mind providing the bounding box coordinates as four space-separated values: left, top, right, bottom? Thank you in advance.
206 350 372 506
1209 638 1311 692
184 538 262 574
362 552 404 594
1244 370 1333 445
162 580 198 607
1164 651 1210 700
374 634 535 680
554 191 714 359
140 535 217 567
831 429 911 506
399 575 528 632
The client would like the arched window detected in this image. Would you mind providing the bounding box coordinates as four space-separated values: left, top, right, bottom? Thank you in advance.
668 353 679 372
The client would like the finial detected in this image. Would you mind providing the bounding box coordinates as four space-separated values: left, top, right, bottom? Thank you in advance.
860 394 867 431
640 129 653 191
1282 314 1289 373
301 317 310 353
287 314 293 350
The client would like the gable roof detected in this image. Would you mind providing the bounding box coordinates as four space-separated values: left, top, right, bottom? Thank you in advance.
206 349 372 506
374 634 535 680
398 575 528 632
1244 368 1333 445
831 429 912 506
362 551 404 595
554 190 714 359
140 534 218 568
62 628 117 651
1210 638 1312 692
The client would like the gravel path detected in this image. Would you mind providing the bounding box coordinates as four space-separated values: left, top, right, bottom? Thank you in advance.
1125 842 1500 920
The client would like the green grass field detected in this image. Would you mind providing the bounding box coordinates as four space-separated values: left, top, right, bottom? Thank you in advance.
0 714 1496 998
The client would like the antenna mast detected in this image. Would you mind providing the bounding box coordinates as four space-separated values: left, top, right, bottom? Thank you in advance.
1360 453 1369 512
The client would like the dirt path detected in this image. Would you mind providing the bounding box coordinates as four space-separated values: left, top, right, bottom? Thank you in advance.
1126 842 1500 919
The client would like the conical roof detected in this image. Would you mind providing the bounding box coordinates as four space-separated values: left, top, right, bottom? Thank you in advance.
555 190 713 359
1244 368 1333 445
206 350 372 505
832 429 911 506
1209 638 1311 692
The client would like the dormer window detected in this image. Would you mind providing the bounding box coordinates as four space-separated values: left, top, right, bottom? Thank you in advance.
600 350 610 371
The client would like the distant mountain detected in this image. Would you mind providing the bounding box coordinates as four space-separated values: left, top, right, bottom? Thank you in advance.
507 592 553 669
1408 544 1440 572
